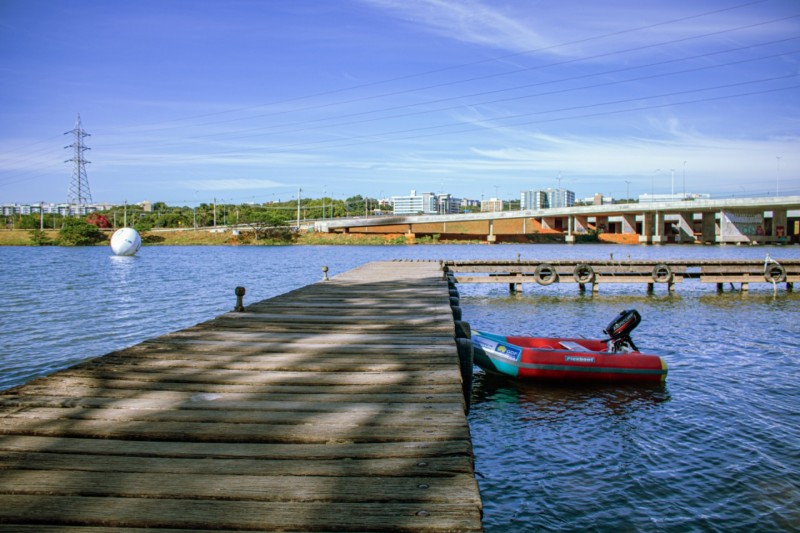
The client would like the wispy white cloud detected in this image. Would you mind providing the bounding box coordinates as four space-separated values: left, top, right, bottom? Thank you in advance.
183 178 288 191
355 0 555 53
355 0 798 60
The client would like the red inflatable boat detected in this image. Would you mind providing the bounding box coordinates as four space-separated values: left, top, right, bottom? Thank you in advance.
471 310 667 383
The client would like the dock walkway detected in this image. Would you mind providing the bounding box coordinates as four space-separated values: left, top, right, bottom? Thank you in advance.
0 261 482 531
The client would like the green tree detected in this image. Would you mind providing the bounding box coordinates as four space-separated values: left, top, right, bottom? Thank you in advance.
244 210 292 242
28 229 53 245
56 218 106 246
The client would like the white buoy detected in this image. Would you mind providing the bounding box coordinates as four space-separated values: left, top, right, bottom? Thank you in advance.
110 227 142 256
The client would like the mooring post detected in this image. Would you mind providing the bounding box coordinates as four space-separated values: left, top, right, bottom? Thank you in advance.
234 286 246 312
788 282 794 293
322 266 329 281
647 282 654 294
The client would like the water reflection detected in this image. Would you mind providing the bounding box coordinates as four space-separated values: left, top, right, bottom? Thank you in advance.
473 371 671 416
108 254 139 281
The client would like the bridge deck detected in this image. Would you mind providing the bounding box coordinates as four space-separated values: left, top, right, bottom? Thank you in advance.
0 261 482 531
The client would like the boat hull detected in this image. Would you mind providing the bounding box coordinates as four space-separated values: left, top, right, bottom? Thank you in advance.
472 331 667 383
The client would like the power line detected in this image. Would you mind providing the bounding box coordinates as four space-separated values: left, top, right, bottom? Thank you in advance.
128 75 799 158
87 14 799 155
88 1 785 138
185 43 800 144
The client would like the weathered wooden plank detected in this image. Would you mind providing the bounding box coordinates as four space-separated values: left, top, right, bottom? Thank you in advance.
0 527 233 533
0 415 467 443
98 349 457 363
2 406 467 428
0 470 480 504
0 395 460 414
158 330 456 344
183 322 455 334
133 340 458 355
53 368 461 386
211 313 454 325
238 303 452 312
135 341 459 359
0 451 473 477
455 275 684 284
8 378 463 400
70 356 455 374
0 436 472 461
0 495 484 531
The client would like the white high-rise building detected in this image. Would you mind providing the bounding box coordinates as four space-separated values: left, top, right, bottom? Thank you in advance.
391 190 438 215
521 190 548 210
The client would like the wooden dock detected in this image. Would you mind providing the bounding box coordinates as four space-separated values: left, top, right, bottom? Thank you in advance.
445 258 800 293
0 261 482 531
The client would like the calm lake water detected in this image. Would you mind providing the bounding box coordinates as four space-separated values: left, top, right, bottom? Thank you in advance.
2 243 799 531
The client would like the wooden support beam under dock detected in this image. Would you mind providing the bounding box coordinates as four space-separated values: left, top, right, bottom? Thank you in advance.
0 261 482 532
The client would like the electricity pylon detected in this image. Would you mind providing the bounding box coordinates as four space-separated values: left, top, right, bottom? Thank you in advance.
65 114 92 214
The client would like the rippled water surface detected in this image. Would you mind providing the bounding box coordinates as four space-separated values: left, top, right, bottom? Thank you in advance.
2 243 799 531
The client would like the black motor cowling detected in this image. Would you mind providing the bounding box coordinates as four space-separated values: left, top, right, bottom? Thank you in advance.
604 309 641 352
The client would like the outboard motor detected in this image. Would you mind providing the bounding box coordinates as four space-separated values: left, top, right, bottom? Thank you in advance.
604 309 641 353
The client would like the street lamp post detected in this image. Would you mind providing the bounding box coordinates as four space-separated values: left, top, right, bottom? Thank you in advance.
652 169 660 202
670 169 675 196
682 161 686 199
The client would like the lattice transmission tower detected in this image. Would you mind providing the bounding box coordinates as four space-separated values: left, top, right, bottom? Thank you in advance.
65 114 93 214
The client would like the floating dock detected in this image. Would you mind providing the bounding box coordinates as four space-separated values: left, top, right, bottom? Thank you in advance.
0 261 482 531
445 258 799 293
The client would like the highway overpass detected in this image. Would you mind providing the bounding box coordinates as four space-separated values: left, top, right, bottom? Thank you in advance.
314 196 800 244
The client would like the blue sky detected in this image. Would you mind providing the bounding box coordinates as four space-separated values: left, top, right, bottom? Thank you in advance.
1 0 798 206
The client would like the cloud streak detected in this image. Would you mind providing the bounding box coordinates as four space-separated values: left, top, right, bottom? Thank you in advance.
356 0 555 53
183 178 288 191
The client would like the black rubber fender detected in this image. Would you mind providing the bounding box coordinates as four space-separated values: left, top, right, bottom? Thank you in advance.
765 263 787 282
454 320 472 340
456 338 473 414
573 263 595 284
652 263 673 283
534 263 558 285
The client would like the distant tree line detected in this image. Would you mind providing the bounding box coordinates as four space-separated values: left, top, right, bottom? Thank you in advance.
5 195 385 232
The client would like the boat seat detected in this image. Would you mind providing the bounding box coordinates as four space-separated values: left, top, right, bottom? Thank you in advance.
559 341 587 351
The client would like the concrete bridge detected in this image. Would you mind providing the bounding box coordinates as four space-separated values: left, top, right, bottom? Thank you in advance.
316 196 800 245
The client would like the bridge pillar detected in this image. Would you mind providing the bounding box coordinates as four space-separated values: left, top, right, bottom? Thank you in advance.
652 211 667 244
700 212 716 243
675 213 695 243
772 209 788 242
595 216 608 234
621 214 636 234
487 219 496 243
639 212 654 244
565 216 575 243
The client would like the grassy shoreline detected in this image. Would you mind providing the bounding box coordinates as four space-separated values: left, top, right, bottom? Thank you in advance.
0 228 492 246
